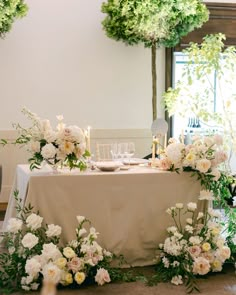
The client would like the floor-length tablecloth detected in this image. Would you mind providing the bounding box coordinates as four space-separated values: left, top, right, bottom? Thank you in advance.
3 165 203 266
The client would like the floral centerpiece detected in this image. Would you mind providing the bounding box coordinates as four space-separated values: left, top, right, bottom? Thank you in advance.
2 108 90 170
0 192 117 293
152 198 231 293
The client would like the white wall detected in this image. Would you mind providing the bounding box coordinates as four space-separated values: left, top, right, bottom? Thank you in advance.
0 0 165 130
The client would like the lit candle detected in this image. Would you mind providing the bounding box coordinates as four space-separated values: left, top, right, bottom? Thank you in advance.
87 126 91 154
164 133 167 149
152 136 156 161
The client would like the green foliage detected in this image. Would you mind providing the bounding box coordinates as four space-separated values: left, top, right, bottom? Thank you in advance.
101 0 209 48
163 33 236 152
0 0 28 38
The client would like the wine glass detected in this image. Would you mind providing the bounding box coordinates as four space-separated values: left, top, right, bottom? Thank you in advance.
124 142 135 165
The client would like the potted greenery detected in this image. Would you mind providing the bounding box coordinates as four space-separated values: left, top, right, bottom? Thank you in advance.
101 0 209 121
0 0 28 38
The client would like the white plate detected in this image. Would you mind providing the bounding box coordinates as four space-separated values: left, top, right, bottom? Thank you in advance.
123 158 149 165
96 161 121 172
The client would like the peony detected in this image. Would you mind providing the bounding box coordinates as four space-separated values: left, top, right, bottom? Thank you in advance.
165 142 185 166
25 258 41 277
95 268 111 286
41 143 57 159
41 262 61 284
7 217 23 233
171 275 183 285
198 190 214 201
41 243 62 261
46 224 62 237
26 213 43 230
63 247 76 259
196 159 211 173
74 271 86 285
62 126 85 143
22 233 39 249
193 257 210 275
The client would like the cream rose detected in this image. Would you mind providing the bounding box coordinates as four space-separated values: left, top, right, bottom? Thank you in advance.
193 257 210 275
41 262 61 284
63 247 76 259
74 271 86 285
25 258 41 277
196 159 211 173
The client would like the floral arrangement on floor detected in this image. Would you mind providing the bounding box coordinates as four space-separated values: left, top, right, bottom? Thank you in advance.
151 198 231 293
1 108 90 170
0 191 122 294
152 134 236 273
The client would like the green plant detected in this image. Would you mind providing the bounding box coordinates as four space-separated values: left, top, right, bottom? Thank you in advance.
163 33 236 162
101 0 209 121
0 0 28 38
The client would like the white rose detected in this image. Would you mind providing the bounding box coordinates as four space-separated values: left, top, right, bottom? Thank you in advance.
22 233 39 249
193 257 210 275
41 262 61 284
46 224 62 238
25 257 41 277
7 218 23 233
95 268 111 286
41 143 57 159
26 213 43 230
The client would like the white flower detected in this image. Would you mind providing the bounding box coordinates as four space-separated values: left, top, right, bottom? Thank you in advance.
185 225 193 233
165 143 185 166
186 218 193 225
26 213 43 230
211 259 223 272
199 190 215 201
74 271 86 285
171 275 183 285
162 257 170 268
210 168 221 181
41 243 62 261
213 134 223 146
216 246 231 262
197 212 204 220
189 236 202 245
95 268 111 286
46 224 62 237
7 218 23 233
41 262 61 284
175 203 183 209
167 226 178 234
41 143 57 159
187 202 197 212
196 159 211 173
25 258 41 277
78 228 87 237
76 215 85 224
22 233 39 249
31 283 40 290
172 261 180 267
29 141 41 153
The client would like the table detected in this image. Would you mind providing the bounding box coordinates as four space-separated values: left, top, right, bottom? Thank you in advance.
3 164 203 267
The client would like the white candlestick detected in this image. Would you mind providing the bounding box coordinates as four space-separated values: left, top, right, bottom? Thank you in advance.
87 126 91 154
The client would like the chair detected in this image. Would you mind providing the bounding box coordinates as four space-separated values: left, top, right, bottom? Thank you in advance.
96 143 113 161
